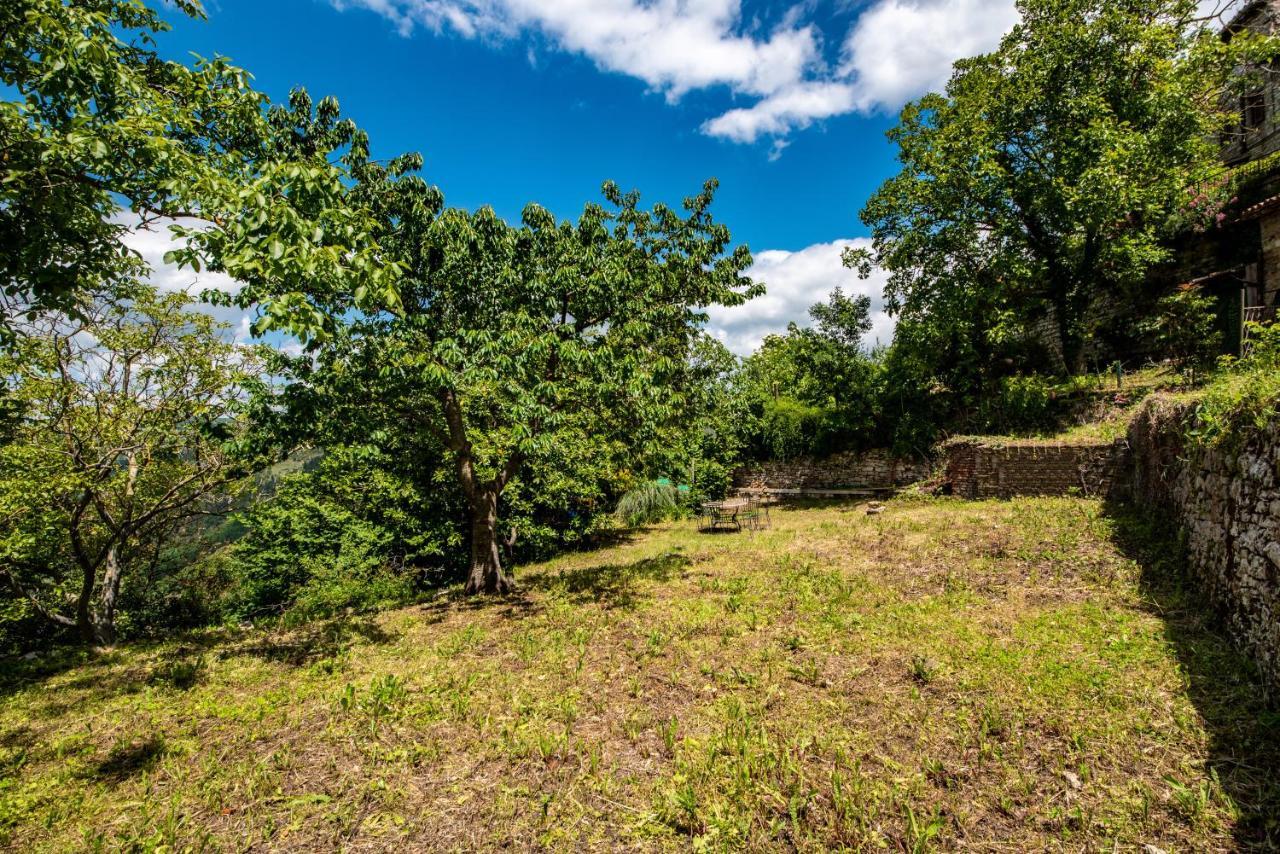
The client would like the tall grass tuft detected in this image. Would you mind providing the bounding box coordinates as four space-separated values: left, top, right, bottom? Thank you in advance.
615 481 681 527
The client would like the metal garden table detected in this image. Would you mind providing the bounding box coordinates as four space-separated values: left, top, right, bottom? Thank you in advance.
699 498 767 532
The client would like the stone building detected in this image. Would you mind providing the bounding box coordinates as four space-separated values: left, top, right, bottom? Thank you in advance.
1173 0 1280 352
1051 1 1280 364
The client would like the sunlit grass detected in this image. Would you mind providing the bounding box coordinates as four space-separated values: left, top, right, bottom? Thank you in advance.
1 496 1276 850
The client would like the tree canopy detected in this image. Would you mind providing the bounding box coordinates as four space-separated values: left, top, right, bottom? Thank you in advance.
255 152 761 593
0 287 265 643
1 0 397 341
852 0 1278 374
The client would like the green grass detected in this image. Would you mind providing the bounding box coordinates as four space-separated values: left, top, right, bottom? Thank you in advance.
1035 365 1188 443
2 497 1277 851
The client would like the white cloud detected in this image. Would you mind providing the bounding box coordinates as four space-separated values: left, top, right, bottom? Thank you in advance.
840 0 1019 113
334 0 821 98
114 214 258 344
702 80 857 143
705 237 893 355
331 0 1022 148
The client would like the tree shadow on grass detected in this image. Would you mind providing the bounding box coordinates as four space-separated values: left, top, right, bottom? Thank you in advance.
415 588 543 624
0 646 128 701
1105 499 1280 850
526 552 692 609
581 527 647 551
0 725 33 777
1 616 400 714
223 616 397 667
88 734 167 783
772 497 875 513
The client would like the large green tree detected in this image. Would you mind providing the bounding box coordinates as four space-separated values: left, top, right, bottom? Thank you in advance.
255 151 759 594
2 0 396 340
740 289 882 459
853 0 1277 374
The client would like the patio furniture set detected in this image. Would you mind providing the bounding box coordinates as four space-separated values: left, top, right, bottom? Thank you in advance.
697 496 771 532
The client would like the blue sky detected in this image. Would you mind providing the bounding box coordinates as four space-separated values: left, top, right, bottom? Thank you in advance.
133 0 1028 352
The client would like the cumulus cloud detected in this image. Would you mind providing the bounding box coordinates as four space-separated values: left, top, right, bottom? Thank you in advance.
840 0 1019 112
114 214 257 343
705 238 893 355
330 0 1021 147
702 80 857 144
333 0 821 99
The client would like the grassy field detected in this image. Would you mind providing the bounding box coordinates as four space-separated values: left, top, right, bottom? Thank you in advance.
2 496 1277 851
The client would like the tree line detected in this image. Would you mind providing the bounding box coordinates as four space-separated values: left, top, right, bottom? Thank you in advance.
1 0 1272 648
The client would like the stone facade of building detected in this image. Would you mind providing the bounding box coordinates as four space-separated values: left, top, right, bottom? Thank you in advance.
1222 0 1280 168
1206 0 1280 330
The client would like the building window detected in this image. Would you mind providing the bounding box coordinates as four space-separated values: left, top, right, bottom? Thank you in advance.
1243 90 1267 132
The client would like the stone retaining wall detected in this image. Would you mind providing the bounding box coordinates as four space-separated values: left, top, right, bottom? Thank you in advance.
1127 397 1280 691
942 438 1129 500
732 449 930 492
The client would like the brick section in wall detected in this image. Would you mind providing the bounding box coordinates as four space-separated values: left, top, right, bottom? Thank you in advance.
941 438 1129 500
732 449 930 492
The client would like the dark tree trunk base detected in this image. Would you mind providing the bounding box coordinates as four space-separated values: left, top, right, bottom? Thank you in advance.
464 570 516 596
465 494 515 595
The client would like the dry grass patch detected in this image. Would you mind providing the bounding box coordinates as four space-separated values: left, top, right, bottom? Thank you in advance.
1 497 1277 851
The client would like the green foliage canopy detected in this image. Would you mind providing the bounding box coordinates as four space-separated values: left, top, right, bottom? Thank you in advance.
740 287 882 458
1141 285 1223 382
0 287 265 644
852 0 1278 374
256 158 760 593
2 0 397 341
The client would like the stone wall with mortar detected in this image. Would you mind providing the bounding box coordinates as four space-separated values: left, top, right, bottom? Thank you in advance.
942 438 1129 500
732 450 930 492
1126 397 1280 691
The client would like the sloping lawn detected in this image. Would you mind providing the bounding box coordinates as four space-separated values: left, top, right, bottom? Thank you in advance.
2 497 1277 851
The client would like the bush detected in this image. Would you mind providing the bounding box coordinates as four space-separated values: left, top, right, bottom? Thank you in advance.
975 374 1058 434
224 446 450 622
1190 322 1280 449
1140 286 1221 384
227 494 419 623
688 457 733 504
750 397 864 460
615 481 681 527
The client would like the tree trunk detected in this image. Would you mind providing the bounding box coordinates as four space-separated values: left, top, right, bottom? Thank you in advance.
94 545 124 645
1059 303 1086 376
464 490 514 595
74 551 98 645
1052 287 1086 376
439 389 520 596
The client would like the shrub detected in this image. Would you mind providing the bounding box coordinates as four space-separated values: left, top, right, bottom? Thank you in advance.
1190 322 1280 449
615 481 681 527
688 458 733 504
751 397 860 460
976 374 1057 434
226 490 415 622
224 446 448 622
1140 286 1221 384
